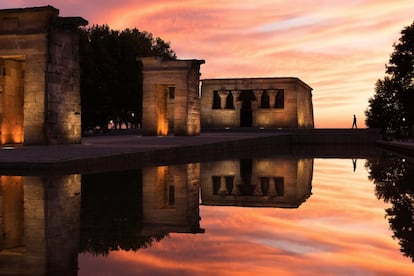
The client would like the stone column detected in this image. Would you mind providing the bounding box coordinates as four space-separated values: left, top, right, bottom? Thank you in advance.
232 175 241 195
218 90 228 109
231 90 241 127
218 176 227 194
267 90 277 108
268 177 277 196
253 90 263 108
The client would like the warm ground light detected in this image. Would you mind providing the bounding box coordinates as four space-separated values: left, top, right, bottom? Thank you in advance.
1 0 414 128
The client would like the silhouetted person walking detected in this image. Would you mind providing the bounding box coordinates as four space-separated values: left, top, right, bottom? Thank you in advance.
352 114 357 129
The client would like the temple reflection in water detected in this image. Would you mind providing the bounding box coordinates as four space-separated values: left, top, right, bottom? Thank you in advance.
0 157 313 275
201 158 313 208
0 175 81 276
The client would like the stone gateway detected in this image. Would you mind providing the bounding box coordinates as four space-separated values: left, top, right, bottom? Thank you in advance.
0 6 87 145
139 57 205 136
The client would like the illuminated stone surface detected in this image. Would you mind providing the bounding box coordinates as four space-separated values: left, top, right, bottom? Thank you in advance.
0 6 87 145
139 57 205 136
201 78 314 128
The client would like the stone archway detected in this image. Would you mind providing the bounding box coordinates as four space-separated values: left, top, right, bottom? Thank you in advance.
0 6 87 145
0 59 24 144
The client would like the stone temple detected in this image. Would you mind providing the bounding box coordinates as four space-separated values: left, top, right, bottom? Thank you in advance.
201 78 314 129
0 5 314 142
140 61 314 136
0 6 87 145
140 57 205 136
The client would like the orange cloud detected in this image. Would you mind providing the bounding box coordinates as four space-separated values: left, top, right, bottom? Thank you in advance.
3 0 414 128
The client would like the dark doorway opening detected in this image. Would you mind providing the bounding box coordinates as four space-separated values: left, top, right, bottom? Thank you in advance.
238 90 255 127
238 159 254 195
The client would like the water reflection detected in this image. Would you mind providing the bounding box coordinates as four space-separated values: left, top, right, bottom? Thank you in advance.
366 153 414 261
0 175 80 276
201 158 313 208
1 155 413 275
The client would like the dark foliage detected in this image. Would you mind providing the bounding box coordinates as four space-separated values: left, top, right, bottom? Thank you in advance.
366 21 414 134
79 169 169 255
79 25 176 133
365 154 414 261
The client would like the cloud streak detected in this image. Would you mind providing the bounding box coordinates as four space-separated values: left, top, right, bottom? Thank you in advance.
2 0 414 127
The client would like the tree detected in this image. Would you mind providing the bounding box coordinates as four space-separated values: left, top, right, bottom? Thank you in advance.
365 154 414 261
80 170 169 255
366 21 414 136
79 25 176 133
365 77 405 130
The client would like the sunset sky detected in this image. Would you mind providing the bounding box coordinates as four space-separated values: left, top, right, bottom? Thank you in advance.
2 1 414 127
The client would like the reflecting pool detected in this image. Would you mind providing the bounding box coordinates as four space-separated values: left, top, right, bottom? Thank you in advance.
0 152 413 275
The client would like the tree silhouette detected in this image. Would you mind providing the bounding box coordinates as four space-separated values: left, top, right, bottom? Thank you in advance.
365 154 414 261
79 25 176 133
80 170 169 255
366 21 414 136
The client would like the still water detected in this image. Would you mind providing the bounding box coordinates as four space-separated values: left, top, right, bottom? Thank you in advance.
0 152 413 275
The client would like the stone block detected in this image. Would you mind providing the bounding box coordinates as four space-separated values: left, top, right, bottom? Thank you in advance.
0 6 86 145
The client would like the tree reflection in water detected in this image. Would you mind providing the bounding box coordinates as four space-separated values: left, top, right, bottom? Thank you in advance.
365 153 414 261
80 170 168 256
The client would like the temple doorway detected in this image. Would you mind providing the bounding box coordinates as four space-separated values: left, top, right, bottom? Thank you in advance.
0 176 24 252
238 90 255 127
0 58 24 144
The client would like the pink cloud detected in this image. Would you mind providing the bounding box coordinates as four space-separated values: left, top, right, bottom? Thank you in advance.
2 0 414 127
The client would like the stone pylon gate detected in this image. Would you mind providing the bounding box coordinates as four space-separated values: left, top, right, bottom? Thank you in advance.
139 57 205 136
0 6 87 145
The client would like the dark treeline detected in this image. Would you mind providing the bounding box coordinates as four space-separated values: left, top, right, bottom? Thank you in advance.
365 154 414 261
79 25 176 134
365 21 414 138
80 170 168 256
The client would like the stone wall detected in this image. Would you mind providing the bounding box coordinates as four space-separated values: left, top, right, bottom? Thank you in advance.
140 57 205 136
46 24 82 144
296 82 314 128
201 77 314 129
0 6 87 145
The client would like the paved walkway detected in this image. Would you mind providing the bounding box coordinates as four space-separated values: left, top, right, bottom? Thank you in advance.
0 130 412 174
0 132 281 173
376 139 414 156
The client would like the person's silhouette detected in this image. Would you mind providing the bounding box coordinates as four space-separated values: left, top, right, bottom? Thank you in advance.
352 158 357 172
352 114 357 129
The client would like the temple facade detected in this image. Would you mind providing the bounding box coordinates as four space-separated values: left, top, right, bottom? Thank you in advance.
139 57 205 136
200 157 314 208
201 78 314 129
0 6 87 145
